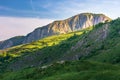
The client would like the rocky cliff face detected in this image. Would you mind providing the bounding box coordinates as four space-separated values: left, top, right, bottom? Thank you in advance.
23 13 111 43
0 13 111 49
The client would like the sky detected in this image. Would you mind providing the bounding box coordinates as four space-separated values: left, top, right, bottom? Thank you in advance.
0 0 120 41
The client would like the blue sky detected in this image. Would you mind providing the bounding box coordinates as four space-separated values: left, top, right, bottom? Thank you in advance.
0 0 120 40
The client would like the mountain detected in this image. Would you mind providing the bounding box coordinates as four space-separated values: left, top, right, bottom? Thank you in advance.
0 18 120 71
0 36 25 49
0 13 111 49
0 17 120 79
23 13 111 43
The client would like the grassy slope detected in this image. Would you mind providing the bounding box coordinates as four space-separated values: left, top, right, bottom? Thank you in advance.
1 60 120 80
63 18 120 64
86 18 120 63
0 26 93 71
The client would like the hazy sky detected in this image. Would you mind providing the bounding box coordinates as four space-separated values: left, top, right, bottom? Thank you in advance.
0 0 120 40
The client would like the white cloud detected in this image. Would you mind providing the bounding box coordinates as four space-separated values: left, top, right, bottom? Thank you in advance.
49 0 120 19
0 16 53 41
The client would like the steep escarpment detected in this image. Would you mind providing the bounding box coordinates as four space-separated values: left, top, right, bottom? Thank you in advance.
23 13 111 43
0 13 111 49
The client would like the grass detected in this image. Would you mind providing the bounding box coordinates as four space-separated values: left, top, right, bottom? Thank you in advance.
1 60 120 80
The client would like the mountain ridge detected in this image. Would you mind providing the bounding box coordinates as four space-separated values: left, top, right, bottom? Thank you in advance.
5 18 120 70
0 18 119 71
0 13 111 49
0 18 120 79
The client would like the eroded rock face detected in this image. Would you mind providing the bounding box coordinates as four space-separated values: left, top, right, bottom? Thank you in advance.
23 13 111 43
0 13 111 49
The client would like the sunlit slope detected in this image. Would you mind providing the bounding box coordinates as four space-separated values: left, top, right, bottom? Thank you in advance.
0 27 93 71
2 27 92 55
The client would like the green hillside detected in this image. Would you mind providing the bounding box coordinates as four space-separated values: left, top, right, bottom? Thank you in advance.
65 18 120 64
0 18 120 79
1 60 120 80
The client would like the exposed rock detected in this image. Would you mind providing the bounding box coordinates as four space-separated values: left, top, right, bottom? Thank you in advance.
23 13 111 43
